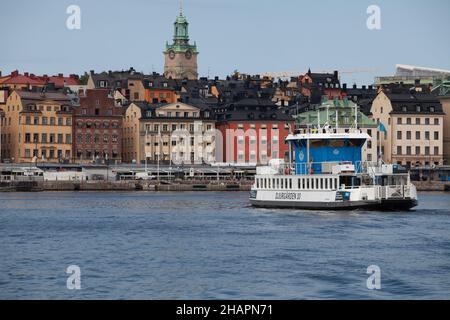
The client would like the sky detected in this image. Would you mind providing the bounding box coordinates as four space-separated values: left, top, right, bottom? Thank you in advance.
1 0 449 85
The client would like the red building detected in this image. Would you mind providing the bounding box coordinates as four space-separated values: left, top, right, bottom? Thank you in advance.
215 99 294 164
73 89 123 163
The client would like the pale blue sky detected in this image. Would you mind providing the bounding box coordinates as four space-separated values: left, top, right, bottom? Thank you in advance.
1 0 449 85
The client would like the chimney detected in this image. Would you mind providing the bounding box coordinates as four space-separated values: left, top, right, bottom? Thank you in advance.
90 70 95 74
362 85 366 90
368 85 373 90
343 83 347 90
24 72 29 77
353 84 357 89
11 70 19 77
58 73 63 77
333 70 338 78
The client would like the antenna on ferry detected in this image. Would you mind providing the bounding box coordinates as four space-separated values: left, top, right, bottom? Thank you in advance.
354 101 358 130
317 109 320 130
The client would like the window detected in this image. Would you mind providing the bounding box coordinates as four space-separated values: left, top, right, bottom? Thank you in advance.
425 146 430 155
77 134 82 144
25 116 31 125
66 134 72 144
397 146 402 155
430 106 435 113
406 131 411 140
434 131 439 140
416 131 420 140
425 118 430 125
58 118 63 125
42 133 47 143
34 117 39 125
42 117 48 125
50 117 55 125
103 135 108 143
415 118 420 125
66 118 72 126
397 131 402 139
33 133 39 143
25 133 31 143
50 134 55 143
407 118 412 125
397 118 402 124
406 146 411 155
415 146 420 155
58 134 63 143
434 118 439 125
416 106 421 112
425 131 430 140
434 146 439 155
25 149 30 158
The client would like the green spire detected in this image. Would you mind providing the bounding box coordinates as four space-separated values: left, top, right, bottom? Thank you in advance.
165 4 198 54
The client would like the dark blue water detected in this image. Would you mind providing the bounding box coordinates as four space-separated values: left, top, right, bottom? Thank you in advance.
0 191 450 299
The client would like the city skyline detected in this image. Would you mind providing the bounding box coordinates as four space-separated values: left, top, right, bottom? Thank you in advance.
1 0 450 85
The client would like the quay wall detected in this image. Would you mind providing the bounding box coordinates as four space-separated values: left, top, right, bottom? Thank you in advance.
0 180 448 192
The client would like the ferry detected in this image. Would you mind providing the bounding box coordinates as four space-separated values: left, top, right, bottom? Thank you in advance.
249 127 418 211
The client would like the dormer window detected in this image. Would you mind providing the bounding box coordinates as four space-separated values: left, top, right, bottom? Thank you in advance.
402 106 407 112
163 82 168 88
99 80 108 88
149 82 153 87
430 106 435 112
416 105 421 112
146 111 152 118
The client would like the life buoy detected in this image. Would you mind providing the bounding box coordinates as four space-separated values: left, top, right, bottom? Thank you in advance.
284 167 290 175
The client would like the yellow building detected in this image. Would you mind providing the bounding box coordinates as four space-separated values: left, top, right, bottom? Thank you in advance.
123 102 216 164
370 90 444 167
2 91 74 163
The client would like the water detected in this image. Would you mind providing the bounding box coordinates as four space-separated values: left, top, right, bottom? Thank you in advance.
0 191 450 299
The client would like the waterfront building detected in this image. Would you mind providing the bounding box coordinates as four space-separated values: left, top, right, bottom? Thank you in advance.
123 101 215 164
434 81 450 164
214 99 294 164
370 89 444 167
2 91 74 163
163 8 199 80
295 97 379 163
73 89 123 163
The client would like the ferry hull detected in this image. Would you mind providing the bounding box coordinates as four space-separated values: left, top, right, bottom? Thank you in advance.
249 198 418 211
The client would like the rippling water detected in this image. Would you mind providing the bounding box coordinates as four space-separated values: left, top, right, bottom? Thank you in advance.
0 191 450 299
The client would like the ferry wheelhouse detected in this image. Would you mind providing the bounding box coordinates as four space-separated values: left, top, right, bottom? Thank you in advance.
249 127 418 210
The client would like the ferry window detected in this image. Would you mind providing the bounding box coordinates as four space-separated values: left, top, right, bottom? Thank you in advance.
320 178 323 189
256 179 259 188
289 179 292 189
298 179 302 190
311 178 314 190
272 179 276 189
306 179 310 189
325 179 328 190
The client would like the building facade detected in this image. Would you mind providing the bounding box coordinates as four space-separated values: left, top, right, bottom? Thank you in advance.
123 102 215 164
73 89 123 163
435 81 450 164
370 90 444 167
2 91 73 163
215 100 294 164
163 9 199 80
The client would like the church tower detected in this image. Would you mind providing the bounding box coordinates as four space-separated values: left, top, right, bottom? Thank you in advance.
163 5 199 80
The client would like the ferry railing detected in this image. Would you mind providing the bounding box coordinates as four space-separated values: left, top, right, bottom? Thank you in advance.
292 161 381 176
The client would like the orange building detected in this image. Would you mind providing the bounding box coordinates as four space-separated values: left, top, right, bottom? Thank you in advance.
143 78 177 104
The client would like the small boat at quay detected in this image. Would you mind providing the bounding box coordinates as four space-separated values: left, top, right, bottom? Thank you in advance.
250 127 418 211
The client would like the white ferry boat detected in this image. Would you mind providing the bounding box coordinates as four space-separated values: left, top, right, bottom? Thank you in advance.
249 128 418 210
